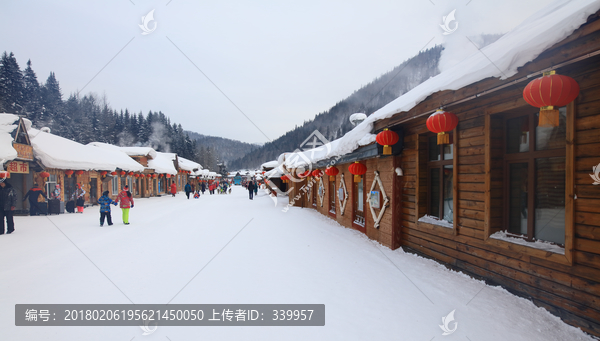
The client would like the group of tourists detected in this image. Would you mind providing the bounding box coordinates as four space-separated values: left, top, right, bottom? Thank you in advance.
183 181 232 198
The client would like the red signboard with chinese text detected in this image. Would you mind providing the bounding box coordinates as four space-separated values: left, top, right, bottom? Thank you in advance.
7 161 29 174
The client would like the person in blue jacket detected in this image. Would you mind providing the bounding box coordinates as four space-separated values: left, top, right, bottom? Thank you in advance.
98 191 118 227
185 183 192 199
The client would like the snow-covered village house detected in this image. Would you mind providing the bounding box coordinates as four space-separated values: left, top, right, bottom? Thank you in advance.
282 3 600 336
0 115 43 214
30 128 145 206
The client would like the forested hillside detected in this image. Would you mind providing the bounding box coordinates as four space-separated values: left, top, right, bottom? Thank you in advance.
0 51 225 171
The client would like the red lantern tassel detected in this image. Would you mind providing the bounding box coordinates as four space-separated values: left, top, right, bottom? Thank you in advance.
437 132 449 145
354 175 361 182
383 145 392 155
539 106 559 128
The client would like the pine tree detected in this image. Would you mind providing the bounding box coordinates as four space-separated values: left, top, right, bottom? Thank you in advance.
22 60 42 122
0 52 24 114
40 72 63 128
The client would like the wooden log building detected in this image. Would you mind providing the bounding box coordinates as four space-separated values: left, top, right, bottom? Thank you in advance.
287 8 600 336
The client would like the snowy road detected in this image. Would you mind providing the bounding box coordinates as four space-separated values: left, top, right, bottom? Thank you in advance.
0 188 593 340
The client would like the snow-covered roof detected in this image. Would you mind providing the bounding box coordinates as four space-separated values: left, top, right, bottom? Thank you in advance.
261 160 279 170
177 156 202 172
0 113 22 163
30 129 145 172
285 0 600 169
88 143 158 160
148 152 177 175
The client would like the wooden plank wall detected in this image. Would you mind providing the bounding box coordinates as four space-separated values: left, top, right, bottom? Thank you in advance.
308 158 396 249
398 60 600 336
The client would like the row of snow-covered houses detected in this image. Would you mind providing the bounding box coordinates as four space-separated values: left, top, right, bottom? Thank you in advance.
0 113 221 212
263 3 600 336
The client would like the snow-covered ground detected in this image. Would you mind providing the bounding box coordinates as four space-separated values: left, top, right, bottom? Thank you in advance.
0 188 592 340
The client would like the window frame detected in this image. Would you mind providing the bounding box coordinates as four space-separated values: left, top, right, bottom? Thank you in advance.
427 134 454 223
484 102 575 266
329 178 336 217
353 175 366 231
501 109 566 243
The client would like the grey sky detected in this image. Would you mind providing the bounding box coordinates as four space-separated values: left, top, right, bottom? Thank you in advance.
1 0 555 143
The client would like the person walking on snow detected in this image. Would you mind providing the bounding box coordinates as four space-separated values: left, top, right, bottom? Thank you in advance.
247 181 255 200
23 183 47 216
72 183 86 213
185 183 192 199
0 180 17 234
253 182 258 197
98 190 117 227
116 185 134 225
201 182 206 195
170 182 177 197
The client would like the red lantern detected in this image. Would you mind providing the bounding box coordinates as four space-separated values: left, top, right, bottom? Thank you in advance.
39 171 50 179
65 170 74 178
75 170 84 176
426 110 458 145
348 162 367 182
281 175 288 183
100 171 108 177
134 174 140 178
376 128 400 155
111 171 117 176
523 70 579 127
166 174 171 178
128 172 134 176
325 166 339 181
298 170 310 178
0 171 9 179
312 169 323 178
120 171 126 176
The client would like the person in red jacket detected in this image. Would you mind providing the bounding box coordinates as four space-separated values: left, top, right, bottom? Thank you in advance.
115 185 134 225
170 182 177 197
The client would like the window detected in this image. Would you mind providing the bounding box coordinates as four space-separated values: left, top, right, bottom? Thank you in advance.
45 174 57 198
112 176 119 195
427 135 454 223
503 108 566 245
329 180 336 215
353 177 365 226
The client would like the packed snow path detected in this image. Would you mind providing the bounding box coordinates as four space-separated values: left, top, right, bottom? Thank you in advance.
0 188 592 340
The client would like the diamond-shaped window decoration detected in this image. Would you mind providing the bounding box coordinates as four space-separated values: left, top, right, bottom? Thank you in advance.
318 177 325 207
338 173 349 215
368 171 389 229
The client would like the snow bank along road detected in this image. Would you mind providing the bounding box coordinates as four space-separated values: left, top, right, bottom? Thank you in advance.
0 188 593 340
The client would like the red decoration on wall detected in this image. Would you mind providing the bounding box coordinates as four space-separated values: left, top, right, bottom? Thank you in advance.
376 128 400 155
111 171 117 176
100 171 108 177
39 171 50 179
120 171 126 176
75 170 84 176
523 70 579 127
65 170 74 178
325 166 339 181
312 169 323 178
426 110 458 145
348 162 367 182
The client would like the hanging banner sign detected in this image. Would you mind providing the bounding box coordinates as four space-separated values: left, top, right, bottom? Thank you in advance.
7 161 30 174
13 143 33 161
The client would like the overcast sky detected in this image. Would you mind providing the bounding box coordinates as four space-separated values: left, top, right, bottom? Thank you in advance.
1 0 556 144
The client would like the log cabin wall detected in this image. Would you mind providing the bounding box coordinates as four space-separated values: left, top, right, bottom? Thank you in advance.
395 53 600 336
307 158 397 249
